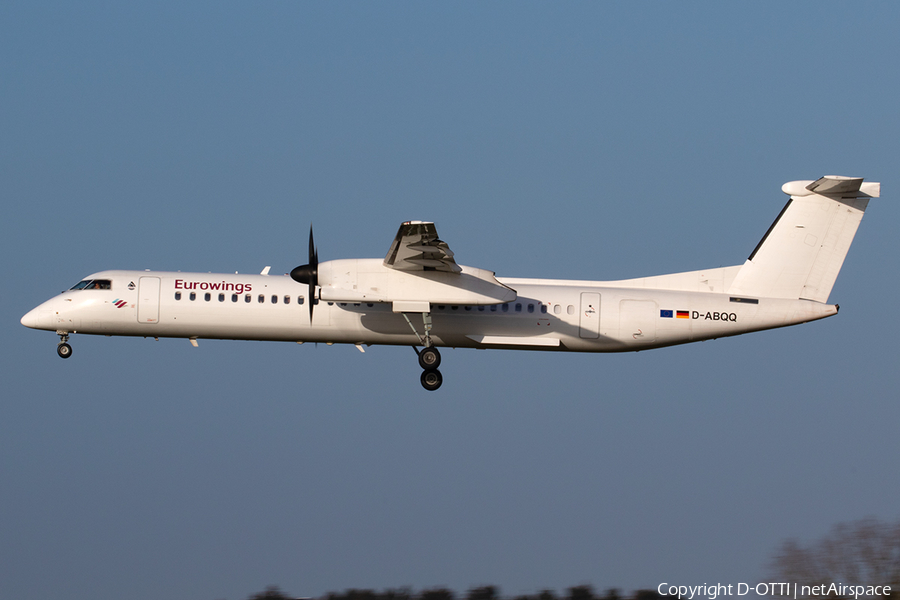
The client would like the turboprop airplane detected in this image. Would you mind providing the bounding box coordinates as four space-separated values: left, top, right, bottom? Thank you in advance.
21 175 881 391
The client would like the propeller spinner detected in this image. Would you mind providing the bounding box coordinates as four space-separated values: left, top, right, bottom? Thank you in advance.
290 226 318 320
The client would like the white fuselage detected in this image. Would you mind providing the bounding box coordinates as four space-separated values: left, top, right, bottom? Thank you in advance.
21 268 837 352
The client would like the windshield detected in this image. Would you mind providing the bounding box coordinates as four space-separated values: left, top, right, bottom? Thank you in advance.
69 279 111 290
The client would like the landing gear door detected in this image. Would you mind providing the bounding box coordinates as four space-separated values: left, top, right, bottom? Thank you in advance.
137 277 160 324
579 292 601 339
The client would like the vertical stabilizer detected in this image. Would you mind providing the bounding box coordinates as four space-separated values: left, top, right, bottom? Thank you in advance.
728 176 879 303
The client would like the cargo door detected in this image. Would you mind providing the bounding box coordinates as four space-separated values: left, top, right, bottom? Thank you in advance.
619 299 658 343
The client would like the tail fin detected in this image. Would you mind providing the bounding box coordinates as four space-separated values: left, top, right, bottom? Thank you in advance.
728 176 880 303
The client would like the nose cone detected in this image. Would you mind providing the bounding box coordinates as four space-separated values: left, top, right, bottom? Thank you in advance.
21 306 53 330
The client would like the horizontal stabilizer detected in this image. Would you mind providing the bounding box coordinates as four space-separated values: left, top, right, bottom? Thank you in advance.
782 176 880 198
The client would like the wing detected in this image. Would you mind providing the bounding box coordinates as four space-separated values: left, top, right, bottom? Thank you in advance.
383 221 462 273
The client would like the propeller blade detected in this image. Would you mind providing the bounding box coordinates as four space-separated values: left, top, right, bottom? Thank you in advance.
308 226 317 321
290 225 319 322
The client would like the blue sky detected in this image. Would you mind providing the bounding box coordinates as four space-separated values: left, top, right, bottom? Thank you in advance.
2 3 899 600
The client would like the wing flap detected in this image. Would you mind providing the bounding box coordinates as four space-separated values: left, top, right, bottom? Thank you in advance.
384 221 462 273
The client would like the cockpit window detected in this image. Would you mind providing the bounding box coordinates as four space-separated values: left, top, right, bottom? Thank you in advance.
69 279 111 290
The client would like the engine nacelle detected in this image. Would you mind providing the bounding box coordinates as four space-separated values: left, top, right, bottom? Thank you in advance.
317 259 516 306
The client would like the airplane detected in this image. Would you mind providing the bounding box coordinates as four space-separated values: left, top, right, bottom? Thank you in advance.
21 175 881 391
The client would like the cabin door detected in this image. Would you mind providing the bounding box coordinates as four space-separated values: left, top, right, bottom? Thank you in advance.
579 292 601 339
137 277 160 324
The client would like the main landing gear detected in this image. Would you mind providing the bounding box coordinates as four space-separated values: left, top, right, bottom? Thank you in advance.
416 346 442 391
418 346 441 370
401 311 444 391
57 333 72 359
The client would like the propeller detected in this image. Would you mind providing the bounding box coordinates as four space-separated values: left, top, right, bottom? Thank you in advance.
290 226 318 320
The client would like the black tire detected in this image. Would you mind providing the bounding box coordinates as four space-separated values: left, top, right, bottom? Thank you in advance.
57 343 72 359
420 368 443 391
418 347 441 370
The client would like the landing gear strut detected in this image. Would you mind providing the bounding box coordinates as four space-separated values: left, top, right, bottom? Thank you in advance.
57 333 72 359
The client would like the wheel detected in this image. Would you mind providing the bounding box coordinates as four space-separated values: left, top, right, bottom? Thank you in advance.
57 343 72 359
420 368 443 391
418 346 441 370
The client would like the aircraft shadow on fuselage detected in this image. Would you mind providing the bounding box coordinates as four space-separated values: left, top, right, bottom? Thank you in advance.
344 295 614 348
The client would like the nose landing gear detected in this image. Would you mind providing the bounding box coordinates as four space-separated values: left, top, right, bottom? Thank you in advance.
57 333 72 359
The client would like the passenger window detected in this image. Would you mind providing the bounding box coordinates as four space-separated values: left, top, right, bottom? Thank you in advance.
478 306 484 311
258 295 264 303
553 304 561 314
515 303 522 312
502 304 509 312
284 295 290 304
232 294 238 302
175 292 182 301
451 306 458 311
490 305 497 312
567 305 575 315
204 293 211 301
190 292 196 301
541 304 547 314
271 295 277 304
218 293 225 302
298 296 305 305
527 304 534 313
245 294 251 303
465 306 471 311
